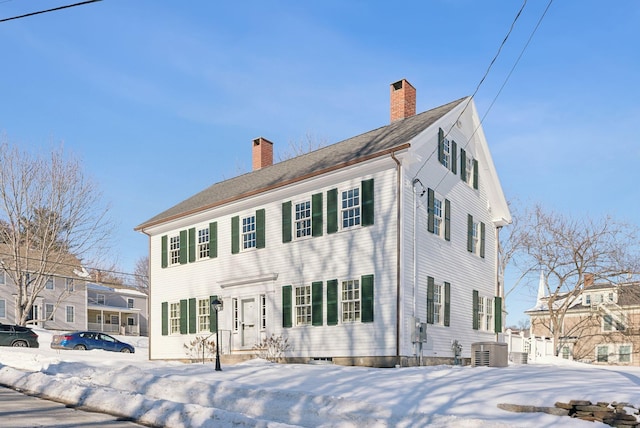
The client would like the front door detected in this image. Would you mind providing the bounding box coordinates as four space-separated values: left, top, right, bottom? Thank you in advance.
241 298 256 348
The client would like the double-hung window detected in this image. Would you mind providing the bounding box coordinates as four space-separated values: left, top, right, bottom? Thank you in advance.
45 303 54 321
438 128 457 173
169 235 180 265
197 298 210 332
597 345 609 363
45 277 54 290
0 300 5 318
65 278 74 292
619 345 632 363
341 279 361 322
433 283 442 324
341 188 361 229
467 214 485 258
0 270 4 285
295 201 311 238
66 306 75 323
169 302 180 334
198 227 210 259
433 198 443 237
242 215 256 250
295 285 312 326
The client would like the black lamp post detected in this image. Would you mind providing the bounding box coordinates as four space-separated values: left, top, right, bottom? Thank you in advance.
211 298 223 371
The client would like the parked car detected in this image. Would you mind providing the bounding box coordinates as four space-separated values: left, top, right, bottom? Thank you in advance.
0 323 39 348
51 331 135 353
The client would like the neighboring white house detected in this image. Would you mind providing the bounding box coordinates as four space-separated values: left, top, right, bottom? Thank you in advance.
136 79 511 367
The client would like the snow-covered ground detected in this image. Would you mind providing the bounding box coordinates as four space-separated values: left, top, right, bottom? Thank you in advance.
0 328 638 427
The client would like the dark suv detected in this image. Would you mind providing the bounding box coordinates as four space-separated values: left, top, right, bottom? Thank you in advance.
0 323 39 348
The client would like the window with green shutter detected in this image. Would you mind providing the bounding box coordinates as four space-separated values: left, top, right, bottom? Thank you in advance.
480 222 486 259
312 193 323 236
467 214 474 253
426 276 435 324
327 279 338 326
282 285 292 328
231 216 240 254
188 298 197 334
161 302 168 335
438 128 445 165
209 222 218 258
188 228 196 263
256 208 266 249
361 179 374 226
444 282 451 327
327 188 338 234
179 230 188 264
472 290 479 330
427 188 435 234
161 236 168 269
460 148 467 182
282 201 292 243
473 159 479 190
451 140 457 175
179 299 188 334
444 199 451 242
494 296 502 333
361 274 374 323
312 281 323 326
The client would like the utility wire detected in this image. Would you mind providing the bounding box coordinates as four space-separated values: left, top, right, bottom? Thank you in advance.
0 0 102 23
412 0 528 182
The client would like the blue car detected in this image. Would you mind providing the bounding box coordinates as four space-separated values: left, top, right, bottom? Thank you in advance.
51 331 135 353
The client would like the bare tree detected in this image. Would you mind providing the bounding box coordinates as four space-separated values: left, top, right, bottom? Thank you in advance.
0 140 113 325
133 255 149 295
276 133 328 162
516 204 640 354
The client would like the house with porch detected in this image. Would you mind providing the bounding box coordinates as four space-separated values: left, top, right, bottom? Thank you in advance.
87 283 148 336
528 273 640 366
135 79 511 367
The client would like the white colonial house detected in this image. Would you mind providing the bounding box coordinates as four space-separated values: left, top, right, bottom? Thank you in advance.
136 79 511 367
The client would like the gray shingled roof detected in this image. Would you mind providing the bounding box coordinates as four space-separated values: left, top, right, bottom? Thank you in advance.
136 97 467 231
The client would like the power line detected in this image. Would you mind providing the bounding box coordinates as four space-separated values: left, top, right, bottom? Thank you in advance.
412 0 529 182
0 0 102 23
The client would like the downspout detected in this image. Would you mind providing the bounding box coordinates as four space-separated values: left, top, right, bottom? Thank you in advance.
391 152 402 367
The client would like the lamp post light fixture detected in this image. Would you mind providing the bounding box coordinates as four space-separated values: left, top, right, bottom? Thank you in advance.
211 298 223 371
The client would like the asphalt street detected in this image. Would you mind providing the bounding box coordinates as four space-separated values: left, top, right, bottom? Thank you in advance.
0 386 146 428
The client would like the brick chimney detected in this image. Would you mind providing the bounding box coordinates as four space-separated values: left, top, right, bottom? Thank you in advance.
252 137 273 170
390 79 416 122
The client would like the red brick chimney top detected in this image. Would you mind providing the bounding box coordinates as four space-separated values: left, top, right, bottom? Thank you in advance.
390 79 416 122
252 137 274 171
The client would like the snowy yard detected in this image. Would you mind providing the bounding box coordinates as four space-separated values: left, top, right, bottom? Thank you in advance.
0 328 638 427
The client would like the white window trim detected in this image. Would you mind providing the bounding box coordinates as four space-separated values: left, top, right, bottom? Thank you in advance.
596 345 609 363
0 299 6 318
169 302 180 335
442 137 451 169
260 294 267 330
45 303 55 322
478 296 494 332
471 221 480 254
45 277 54 290
618 344 633 364
197 298 210 333
294 199 312 240
66 305 75 323
197 227 210 260
295 285 312 326
341 186 361 230
341 279 361 323
433 283 443 325
464 155 474 185
169 234 180 266
0 270 6 285
241 215 257 250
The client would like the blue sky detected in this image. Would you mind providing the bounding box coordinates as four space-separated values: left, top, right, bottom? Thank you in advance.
1 0 638 325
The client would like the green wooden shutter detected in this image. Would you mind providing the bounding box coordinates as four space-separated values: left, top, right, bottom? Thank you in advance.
209 222 218 258
312 193 323 236
472 290 479 330
188 228 196 263
494 296 503 333
480 222 486 258
460 148 467 182
327 279 338 326
209 295 218 332
451 140 457 174
161 302 168 335
361 274 374 323
179 230 188 264
444 282 451 327
161 236 168 268
473 159 479 190
312 281 323 326
327 188 338 234
361 179 374 226
282 201 292 243
426 276 435 324
467 214 474 253
427 188 435 233
438 128 445 165
444 199 451 241
256 208 266 249
179 299 188 334
188 298 197 334
282 285 292 328
231 216 240 254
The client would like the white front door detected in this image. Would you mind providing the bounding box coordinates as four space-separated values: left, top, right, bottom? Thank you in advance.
241 298 256 348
